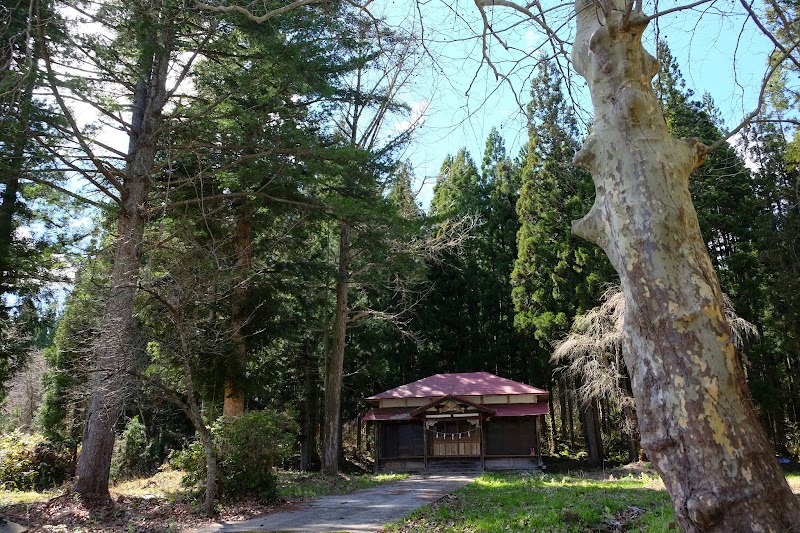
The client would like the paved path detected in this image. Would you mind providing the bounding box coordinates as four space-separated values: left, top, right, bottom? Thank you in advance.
194 474 476 532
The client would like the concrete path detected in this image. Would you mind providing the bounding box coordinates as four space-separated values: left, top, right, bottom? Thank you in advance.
194 474 476 532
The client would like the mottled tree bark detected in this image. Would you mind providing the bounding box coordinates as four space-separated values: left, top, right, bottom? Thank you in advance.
571 1 800 530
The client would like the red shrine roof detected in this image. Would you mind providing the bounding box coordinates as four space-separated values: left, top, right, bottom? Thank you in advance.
367 372 547 401
362 402 550 421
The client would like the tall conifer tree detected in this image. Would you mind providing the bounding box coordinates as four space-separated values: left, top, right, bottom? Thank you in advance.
512 60 614 463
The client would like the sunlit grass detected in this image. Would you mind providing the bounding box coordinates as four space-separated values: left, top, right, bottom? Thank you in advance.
0 468 408 510
0 488 56 506
390 470 800 532
111 469 186 499
389 472 675 532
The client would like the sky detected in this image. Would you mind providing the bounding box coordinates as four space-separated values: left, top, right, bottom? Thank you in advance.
369 0 779 209
59 0 781 213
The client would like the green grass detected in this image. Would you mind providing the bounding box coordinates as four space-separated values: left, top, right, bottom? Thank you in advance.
278 470 409 499
111 469 186 499
390 471 800 532
0 488 56 506
389 472 675 532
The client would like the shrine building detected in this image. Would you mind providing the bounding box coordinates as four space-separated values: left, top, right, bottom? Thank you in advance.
363 372 549 473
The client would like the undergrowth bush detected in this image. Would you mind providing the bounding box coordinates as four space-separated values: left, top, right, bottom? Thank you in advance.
0 431 74 490
171 409 298 501
110 416 152 481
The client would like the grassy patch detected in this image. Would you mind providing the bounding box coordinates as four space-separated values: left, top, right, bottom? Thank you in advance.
388 472 675 532
111 469 186 500
0 488 57 506
278 470 409 500
390 470 800 532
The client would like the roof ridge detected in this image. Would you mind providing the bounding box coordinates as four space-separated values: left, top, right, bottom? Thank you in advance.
367 371 549 400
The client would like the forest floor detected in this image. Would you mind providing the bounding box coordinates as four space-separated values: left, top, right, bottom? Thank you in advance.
0 465 798 532
0 469 407 532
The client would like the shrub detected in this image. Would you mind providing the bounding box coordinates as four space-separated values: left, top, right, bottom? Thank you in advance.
173 409 298 501
110 416 152 481
0 431 74 490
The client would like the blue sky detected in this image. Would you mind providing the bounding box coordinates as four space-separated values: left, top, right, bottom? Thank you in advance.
373 1 777 209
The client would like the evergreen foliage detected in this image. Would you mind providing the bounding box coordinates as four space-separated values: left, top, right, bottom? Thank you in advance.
512 60 614 363
110 416 151 481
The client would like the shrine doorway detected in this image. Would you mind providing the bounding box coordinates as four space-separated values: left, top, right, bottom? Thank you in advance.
429 419 480 456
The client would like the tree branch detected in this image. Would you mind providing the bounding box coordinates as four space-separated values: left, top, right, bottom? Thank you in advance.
708 44 792 152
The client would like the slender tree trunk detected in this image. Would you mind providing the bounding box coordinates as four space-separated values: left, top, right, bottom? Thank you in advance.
764 350 788 455
338 414 345 465
75 19 171 498
547 385 558 454
620 363 641 462
623 403 640 463
566 380 576 448
300 337 317 471
571 1 800 529
223 208 252 417
322 222 350 476
580 399 603 464
539 407 551 455
558 378 568 446
197 425 217 516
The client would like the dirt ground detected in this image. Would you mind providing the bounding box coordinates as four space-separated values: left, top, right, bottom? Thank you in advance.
1 491 281 532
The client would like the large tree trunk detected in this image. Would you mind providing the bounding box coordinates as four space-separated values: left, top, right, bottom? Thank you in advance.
74 23 170 498
571 1 800 530
74 147 150 499
322 222 351 476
